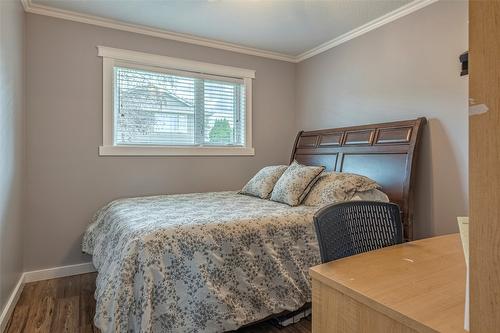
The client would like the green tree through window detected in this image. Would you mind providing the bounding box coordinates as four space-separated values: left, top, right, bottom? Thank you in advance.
209 119 232 144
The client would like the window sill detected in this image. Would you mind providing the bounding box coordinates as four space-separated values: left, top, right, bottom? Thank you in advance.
99 145 255 156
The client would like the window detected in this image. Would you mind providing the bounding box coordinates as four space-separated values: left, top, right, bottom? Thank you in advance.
98 46 255 156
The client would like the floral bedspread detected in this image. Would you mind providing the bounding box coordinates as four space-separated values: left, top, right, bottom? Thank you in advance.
82 191 321 333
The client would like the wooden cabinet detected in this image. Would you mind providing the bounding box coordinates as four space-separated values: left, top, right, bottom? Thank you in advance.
310 234 466 333
469 1 500 332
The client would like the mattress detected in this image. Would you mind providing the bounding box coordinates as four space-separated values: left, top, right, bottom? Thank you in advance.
83 188 389 332
82 191 321 333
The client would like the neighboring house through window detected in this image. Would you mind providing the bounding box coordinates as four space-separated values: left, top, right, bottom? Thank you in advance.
154 114 189 134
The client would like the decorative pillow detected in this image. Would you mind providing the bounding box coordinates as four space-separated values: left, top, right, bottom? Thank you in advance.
270 160 325 206
351 189 390 202
303 172 380 207
239 165 288 199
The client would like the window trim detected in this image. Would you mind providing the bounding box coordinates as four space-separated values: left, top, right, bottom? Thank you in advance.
98 46 255 156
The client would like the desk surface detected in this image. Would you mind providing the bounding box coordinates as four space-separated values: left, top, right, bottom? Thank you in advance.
310 234 466 333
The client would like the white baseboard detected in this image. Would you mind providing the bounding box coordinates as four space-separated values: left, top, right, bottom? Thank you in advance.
23 262 96 283
0 262 96 332
0 275 24 333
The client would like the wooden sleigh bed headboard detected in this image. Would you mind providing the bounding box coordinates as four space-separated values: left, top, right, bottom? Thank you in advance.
291 117 426 241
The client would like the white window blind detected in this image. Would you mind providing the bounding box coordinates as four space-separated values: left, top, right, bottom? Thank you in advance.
114 66 246 147
98 46 254 156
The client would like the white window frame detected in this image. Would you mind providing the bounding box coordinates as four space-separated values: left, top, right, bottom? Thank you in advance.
98 46 255 156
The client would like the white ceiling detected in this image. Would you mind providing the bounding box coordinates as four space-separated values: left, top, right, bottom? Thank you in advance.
30 0 417 58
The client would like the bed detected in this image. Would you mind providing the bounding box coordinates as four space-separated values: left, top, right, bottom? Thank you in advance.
82 118 425 333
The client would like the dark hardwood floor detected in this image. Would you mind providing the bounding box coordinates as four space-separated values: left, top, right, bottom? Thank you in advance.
5 273 311 333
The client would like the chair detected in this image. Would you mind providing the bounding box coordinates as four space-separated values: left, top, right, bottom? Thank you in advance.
313 201 403 263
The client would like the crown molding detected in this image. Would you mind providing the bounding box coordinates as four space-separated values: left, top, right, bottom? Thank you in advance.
20 0 297 63
21 0 438 64
295 0 439 62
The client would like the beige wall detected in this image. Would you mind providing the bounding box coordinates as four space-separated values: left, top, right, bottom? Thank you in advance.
296 1 468 238
24 14 297 270
0 0 25 314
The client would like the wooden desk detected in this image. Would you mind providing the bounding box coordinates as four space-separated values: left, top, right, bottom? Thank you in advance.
310 234 466 333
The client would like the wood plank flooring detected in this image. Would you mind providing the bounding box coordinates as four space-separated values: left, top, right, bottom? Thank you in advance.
5 273 311 333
